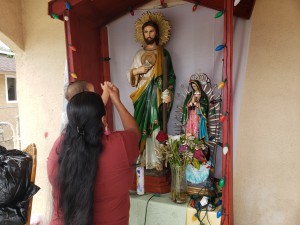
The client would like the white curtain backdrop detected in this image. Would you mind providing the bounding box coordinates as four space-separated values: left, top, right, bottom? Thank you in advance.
107 3 251 177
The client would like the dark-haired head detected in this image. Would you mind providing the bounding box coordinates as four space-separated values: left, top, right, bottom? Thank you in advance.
57 91 106 225
65 80 95 101
67 91 106 139
190 80 203 93
142 20 160 45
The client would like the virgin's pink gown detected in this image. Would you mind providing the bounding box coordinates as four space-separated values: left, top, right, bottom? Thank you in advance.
185 107 200 137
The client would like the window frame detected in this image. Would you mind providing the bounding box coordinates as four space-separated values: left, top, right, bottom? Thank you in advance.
5 75 17 103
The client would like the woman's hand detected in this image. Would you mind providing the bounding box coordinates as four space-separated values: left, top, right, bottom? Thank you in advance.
106 81 120 104
100 82 110 105
104 81 140 137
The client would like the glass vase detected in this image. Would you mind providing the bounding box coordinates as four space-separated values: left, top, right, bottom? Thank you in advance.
170 165 187 203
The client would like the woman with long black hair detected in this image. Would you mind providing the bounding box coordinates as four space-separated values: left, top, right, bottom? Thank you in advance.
47 85 140 225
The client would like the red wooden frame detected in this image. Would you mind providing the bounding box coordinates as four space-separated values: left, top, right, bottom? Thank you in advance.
222 0 234 225
62 4 114 127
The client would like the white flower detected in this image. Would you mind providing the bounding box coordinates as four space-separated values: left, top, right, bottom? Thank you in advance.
169 134 182 142
188 135 196 140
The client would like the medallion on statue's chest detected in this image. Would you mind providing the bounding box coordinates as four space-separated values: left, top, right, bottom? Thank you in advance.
141 50 157 68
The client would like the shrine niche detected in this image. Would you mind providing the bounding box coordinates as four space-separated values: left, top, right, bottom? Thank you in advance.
48 1 256 225
47 0 254 132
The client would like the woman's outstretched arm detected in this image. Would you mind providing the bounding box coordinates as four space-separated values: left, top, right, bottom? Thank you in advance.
108 82 140 139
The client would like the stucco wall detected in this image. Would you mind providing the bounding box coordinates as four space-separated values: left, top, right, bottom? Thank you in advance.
0 0 23 51
234 0 300 224
15 0 66 222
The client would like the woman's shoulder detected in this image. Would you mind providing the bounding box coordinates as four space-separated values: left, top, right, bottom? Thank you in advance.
102 130 140 161
102 130 139 152
105 130 139 142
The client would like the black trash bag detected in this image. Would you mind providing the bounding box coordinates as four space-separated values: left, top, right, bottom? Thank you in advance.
0 146 40 225
0 148 32 206
0 183 40 225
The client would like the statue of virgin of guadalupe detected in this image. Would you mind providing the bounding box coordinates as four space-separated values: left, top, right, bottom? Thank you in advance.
181 79 209 142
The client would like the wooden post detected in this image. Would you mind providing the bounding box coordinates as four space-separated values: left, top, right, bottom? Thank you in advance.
63 10 75 82
222 0 234 225
99 27 113 130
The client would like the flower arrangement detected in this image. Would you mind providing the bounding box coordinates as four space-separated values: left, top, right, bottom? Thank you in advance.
156 131 209 203
156 131 207 168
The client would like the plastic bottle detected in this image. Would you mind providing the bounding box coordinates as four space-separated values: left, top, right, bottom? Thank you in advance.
136 166 144 195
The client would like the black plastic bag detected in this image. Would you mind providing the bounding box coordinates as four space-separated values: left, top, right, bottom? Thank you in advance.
0 146 40 224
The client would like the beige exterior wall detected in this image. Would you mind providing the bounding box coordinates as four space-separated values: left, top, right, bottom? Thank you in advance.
15 0 66 222
0 0 299 224
234 0 300 224
0 0 23 51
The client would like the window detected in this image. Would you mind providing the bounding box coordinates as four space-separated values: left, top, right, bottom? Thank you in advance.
5 75 17 103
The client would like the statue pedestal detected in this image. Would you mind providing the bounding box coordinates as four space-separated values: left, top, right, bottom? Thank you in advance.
145 169 171 193
131 168 171 194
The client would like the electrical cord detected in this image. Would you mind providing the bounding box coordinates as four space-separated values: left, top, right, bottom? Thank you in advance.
143 194 160 225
